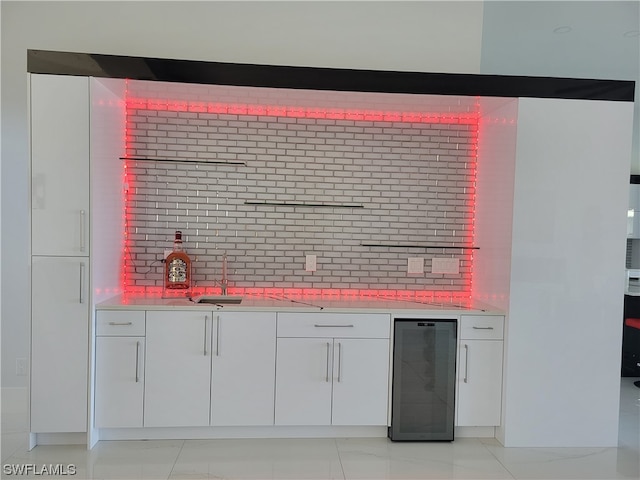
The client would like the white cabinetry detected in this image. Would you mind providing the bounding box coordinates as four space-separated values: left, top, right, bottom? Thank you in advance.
30 74 90 256
456 315 504 427
275 337 333 425
629 184 640 238
30 74 91 434
210 312 276 426
95 311 145 428
144 310 212 427
275 313 390 426
31 257 89 432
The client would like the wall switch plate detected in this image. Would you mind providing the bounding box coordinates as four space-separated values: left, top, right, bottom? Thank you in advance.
432 257 460 274
407 257 424 274
305 254 317 272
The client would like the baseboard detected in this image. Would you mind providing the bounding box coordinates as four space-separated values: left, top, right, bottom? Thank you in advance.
98 425 387 441
455 426 497 438
32 433 86 446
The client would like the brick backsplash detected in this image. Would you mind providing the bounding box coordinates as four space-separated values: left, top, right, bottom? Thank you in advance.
124 85 476 293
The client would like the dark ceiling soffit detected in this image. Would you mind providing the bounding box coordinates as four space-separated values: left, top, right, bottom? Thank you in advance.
27 50 636 102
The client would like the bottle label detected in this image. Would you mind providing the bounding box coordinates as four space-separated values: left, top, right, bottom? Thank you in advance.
168 258 187 284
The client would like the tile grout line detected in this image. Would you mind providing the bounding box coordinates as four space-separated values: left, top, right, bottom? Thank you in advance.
166 439 187 480
479 439 518 480
335 438 347 480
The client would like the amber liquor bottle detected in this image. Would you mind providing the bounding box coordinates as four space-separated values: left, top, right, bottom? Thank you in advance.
164 231 191 292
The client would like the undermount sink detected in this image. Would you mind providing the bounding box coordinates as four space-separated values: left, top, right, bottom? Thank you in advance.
193 295 243 305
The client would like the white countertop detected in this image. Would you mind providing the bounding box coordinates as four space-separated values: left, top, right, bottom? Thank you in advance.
96 293 502 315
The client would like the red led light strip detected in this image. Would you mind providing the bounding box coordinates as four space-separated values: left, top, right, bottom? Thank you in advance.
121 286 474 307
122 93 479 300
122 79 135 294
126 97 479 125
467 97 480 299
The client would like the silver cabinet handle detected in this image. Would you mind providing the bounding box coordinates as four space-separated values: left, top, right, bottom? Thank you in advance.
325 342 331 382
463 344 469 383
472 326 494 330
203 315 209 356
79 210 86 252
337 342 342 383
215 315 220 356
109 322 133 326
79 262 85 304
314 324 354 328
135 341 140 383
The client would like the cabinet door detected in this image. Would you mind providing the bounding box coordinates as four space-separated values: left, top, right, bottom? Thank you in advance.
456 340 503 426
331 338 390 426
144 311 212 427
31 256 89 432
210 312 276 426
95 337 145 428
30 74 90 256
275 338 333 425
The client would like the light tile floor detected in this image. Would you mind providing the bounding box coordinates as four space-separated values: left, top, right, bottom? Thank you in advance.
2 378 638 480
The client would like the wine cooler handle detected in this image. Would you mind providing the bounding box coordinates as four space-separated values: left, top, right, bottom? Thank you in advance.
215 315 221 356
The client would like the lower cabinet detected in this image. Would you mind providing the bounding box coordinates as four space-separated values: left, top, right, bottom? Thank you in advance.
92 309 506 433
275 313 390 426
144 310 213 427
94 310 146 428
95 337 145 428
456 315 504 427
94 309 278 429
210 312 276 426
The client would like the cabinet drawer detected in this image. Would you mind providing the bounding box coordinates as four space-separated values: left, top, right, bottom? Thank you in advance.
277 313 390 339
460 315 504 340
96 310 145 336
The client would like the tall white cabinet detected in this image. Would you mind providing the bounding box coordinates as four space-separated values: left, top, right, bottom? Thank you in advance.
30 74 90 256
30 74 91 434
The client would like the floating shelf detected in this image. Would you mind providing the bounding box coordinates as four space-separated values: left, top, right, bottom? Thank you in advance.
244 201 364 209
361 243 479 250
121 157 246 166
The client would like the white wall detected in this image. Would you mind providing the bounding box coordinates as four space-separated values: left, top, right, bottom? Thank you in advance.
499 98 634 447
473 98 519 310
90 77 126 304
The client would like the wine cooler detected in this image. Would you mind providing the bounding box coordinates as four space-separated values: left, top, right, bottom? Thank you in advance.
389 318 457 441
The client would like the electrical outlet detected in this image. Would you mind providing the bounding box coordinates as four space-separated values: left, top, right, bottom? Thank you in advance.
16 358 28 376
305 254 317 272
